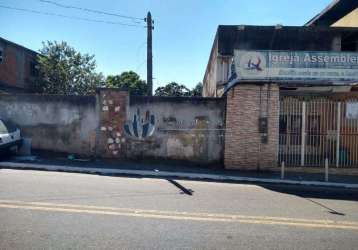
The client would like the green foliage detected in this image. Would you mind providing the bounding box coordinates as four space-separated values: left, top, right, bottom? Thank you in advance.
154 82 191 97
191 82 203 96
34 41 104 95
106 71 147 95
155 82 203 97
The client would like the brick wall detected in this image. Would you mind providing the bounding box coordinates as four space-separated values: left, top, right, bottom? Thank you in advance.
224 84 280 170
0 46 20 87
97 89 129 158
0 40 37 90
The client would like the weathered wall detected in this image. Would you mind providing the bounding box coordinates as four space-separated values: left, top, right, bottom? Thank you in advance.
125 96 225 164
88 93 226 164
96 89 129 158
0 94 98 156
203 37 219 98
224 84 280 170
217 26 358 55
96 90 226 164
0 90 226 165
0 38 38 90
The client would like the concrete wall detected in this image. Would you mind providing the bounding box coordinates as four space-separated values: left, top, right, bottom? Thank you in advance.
0 90 225 165
0 94 98 156
97 90 226 165
124 96 226 164
203 38 219 98
224 84 280 170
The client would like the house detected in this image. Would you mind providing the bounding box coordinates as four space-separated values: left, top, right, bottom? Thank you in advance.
0 37 39 93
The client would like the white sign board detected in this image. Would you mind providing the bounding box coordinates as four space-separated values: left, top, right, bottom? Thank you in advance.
233 50 358 82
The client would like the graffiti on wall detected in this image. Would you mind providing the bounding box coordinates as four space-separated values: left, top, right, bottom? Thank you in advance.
124 109 155 139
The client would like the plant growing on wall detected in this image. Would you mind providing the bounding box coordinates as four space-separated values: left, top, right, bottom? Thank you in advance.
34 41 104 95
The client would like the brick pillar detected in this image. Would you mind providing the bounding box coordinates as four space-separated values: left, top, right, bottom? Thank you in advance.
224 84 279 170
97 89 129 158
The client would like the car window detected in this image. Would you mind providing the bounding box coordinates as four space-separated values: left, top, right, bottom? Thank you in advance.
0 120 17 133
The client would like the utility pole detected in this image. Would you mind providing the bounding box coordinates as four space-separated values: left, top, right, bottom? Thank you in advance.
145 12 153 96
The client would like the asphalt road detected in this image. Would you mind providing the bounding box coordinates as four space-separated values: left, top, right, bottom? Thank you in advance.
0 169 357 250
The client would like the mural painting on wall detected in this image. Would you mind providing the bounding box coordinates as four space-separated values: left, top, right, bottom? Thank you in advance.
124 109 156 139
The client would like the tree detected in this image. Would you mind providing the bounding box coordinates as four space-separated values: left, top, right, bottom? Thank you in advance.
35 41 104 95
191 82 203 96
154 82 191 97
155 82 203 97
106 71 147 95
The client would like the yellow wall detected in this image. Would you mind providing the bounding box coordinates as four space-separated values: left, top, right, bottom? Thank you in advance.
332 8 358 27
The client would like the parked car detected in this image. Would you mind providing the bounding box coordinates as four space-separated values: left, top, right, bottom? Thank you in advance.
0 119 22 155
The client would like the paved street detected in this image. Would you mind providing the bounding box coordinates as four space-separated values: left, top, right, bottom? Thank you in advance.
0 169 358 250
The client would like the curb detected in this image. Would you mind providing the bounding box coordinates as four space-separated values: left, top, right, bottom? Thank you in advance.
1 161 358 189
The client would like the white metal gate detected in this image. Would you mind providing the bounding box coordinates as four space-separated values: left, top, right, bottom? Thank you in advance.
279 96 358 167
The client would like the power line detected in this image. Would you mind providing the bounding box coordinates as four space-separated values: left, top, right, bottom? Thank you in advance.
38 0 143 22
136 41 147 59
135 59 147 72
0 4 146 27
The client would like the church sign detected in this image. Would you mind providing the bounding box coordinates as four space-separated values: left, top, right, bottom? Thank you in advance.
232 50 358 82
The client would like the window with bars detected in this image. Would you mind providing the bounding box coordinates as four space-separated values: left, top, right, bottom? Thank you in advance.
30 61 39 77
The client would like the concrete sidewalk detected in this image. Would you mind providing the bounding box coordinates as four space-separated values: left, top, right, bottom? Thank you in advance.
0 157 357 189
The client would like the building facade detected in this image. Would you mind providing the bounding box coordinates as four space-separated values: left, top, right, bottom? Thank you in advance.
0 37 39 93
203 0 358 170
203 25 358 98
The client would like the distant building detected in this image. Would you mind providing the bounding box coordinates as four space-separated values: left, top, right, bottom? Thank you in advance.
0 37 39 93
306 0 358 27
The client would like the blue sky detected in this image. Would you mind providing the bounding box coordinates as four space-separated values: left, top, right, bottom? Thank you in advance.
0 0 332 89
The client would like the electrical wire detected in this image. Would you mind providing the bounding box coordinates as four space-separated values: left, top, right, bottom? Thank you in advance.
38 0 143 22
0 4 146 27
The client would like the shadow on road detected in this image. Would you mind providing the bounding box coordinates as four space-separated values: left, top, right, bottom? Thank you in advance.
259 183 358 202
167 179 194 196
259 184 358 216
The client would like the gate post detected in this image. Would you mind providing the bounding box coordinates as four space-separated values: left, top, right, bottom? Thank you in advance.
96 88 129 158
336 102 341 167
301 102 306 167
224 84 280 170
